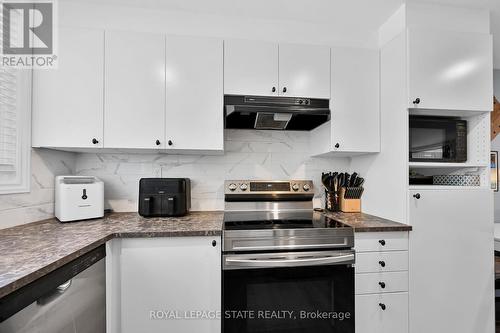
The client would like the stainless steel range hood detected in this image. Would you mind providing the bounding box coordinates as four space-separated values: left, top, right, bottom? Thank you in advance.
224 95 330 131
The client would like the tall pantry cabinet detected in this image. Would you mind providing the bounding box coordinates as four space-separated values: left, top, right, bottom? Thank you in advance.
351 4 494 333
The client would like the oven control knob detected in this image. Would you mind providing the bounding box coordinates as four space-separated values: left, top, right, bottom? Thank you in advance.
228 183 237 191
292 184 300 191
303 184 311 192
240 183 248 191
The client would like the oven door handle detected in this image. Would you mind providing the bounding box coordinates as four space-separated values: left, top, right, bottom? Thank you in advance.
224 252 354 269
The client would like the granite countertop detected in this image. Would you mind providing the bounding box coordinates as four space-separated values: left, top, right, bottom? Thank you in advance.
0 211 223 299
323 211 412 232
0 210 410 300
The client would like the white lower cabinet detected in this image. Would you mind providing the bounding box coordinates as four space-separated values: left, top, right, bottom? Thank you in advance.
106 236 221 333
409 189 494 333
355 232 409 333
355 292 408 333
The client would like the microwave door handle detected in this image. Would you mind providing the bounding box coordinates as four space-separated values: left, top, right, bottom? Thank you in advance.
224 253 354 269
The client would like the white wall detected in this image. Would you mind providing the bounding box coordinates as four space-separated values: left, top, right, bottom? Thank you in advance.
0 149 76 229
74 130 350 212
58 1 378 48
492 69 500 221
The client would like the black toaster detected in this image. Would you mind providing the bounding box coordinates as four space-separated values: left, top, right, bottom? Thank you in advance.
138 178 191 217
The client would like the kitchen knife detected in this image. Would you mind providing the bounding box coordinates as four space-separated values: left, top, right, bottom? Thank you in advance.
338 173 345 189
344 173 350 187
355 177 365 187
350 172 358 187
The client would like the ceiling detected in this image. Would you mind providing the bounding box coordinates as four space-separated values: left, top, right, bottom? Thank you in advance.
64 0 500 68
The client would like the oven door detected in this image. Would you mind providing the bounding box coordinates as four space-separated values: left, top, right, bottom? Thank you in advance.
223 250 354 333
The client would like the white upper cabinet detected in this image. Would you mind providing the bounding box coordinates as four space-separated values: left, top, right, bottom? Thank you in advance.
224 40 330 98
408 29 493 111
104 30 165 149
310 47 380 156
279 43 331 99
331 47 380 153
224 39 279 96
32 27 104 148
165 35 224 152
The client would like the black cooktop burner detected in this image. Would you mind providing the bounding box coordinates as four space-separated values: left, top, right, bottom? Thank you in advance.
223 211 349 231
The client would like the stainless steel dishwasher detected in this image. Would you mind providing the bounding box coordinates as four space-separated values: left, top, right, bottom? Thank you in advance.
0 245 106 333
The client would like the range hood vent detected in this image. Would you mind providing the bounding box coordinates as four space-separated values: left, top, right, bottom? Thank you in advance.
224 95 330 131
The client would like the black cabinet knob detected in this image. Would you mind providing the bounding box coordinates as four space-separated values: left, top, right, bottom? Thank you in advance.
282 87 287 93
413 193 421 199
272 87 276 93
379 282 386 289
379 239 386 246
168 140 173 146
379 260 386 267
212 240 217 247
92 138 99 144
334 143 340 148
155 139 161 146
379 303 386 310
413 98 421 105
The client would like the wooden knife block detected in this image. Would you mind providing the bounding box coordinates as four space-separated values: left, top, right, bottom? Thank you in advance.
339 188 361 213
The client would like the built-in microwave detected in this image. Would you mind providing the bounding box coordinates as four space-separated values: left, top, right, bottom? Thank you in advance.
409 116 467 163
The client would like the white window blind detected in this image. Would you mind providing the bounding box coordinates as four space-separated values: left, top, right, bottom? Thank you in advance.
0 68 18 173
0 2 31 194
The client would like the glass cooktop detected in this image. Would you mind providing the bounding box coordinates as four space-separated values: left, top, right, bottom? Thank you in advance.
223 211 350 231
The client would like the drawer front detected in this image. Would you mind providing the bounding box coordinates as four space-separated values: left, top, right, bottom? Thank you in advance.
355 271 408 295
355 251 408 273
355 232 408 252
355 292 408 333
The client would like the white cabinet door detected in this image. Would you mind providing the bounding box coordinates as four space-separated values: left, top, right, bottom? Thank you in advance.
32 27 104 148
224 39 278 96
165 35 223 152
278 43 330 98
106 237 221 333
409 189 494 333
356 293 408 333
331 48 379 152
408 30 493 111
104 30 165 149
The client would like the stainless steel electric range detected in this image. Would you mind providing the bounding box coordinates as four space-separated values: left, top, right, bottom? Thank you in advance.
222 180 355 333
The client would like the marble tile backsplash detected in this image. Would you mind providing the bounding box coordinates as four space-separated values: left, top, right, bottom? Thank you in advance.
75 130 350 212
0 149 76 229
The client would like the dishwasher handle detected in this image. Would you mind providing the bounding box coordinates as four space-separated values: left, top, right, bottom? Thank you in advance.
36 280 72 306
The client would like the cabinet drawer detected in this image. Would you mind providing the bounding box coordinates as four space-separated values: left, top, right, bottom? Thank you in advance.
355 232 408 252
355 251 408 273
355 271 408 295
355 292 408 333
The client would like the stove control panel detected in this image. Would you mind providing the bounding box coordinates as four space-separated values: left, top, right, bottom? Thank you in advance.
225 180 314 195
